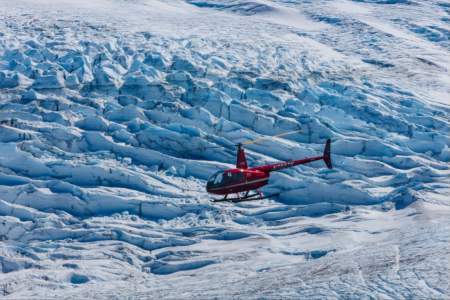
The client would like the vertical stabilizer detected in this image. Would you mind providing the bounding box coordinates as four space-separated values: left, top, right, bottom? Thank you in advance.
236 144 248 169
323 139 332 169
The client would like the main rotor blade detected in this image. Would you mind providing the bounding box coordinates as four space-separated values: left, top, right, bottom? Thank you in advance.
241 129 302 146
200 145 226 150
187 129 302 153
190 143 232 151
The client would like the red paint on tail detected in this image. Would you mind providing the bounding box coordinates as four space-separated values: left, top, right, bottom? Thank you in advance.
236 144 248 169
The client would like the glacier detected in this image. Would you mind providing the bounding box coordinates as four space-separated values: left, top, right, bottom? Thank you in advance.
0 0 449 298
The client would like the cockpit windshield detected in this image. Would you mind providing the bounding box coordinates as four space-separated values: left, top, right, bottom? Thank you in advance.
207 170 245 188
208 171 223 184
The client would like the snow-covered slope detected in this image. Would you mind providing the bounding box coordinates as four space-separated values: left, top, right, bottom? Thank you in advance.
0 0 449 298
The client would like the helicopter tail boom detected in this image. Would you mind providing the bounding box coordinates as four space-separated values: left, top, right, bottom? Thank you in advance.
252 139 332 172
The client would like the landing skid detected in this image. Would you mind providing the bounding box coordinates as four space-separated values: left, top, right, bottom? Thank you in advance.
211 192 280 203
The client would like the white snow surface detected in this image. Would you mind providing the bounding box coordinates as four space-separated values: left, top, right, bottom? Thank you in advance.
0 0 450 298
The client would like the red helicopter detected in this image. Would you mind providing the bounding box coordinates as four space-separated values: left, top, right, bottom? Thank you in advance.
206 132 332 202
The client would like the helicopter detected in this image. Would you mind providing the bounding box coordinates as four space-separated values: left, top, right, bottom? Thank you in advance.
206 131 332 202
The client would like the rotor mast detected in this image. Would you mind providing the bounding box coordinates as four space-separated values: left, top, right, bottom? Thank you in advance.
236 143 248 169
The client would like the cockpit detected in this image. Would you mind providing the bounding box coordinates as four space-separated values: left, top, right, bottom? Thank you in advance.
208 171 224 185
206 170 245 190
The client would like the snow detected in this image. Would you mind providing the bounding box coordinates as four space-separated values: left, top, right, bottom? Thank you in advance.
0 0 449 298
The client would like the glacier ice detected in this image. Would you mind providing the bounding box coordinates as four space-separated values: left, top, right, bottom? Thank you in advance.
0 0 449 298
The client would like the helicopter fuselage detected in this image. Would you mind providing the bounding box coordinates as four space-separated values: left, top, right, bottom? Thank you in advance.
206 168 269 195
206 139 332 200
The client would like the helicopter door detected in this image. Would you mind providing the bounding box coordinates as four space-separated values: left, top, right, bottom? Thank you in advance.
222 171 244 186
223 172 233 185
